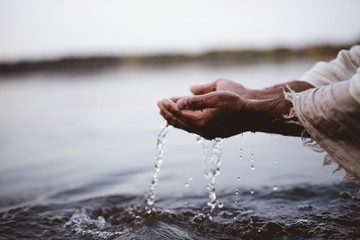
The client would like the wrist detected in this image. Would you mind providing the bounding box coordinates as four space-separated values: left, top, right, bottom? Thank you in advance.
244 97 302 135
249 88 284 100
245 97 290 120
250 81 315 100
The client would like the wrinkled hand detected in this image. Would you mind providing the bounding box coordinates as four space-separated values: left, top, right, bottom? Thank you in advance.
158 78 308 138
158 91 254 139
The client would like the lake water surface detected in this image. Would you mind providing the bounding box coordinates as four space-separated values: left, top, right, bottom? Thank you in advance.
0 62 359 239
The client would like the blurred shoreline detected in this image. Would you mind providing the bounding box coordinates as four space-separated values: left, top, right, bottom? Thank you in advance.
0 41 358 75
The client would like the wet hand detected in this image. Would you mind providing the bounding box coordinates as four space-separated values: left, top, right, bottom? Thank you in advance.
157 91 252 139
158 90 303 138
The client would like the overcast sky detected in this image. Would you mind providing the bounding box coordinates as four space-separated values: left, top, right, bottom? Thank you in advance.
0 0 359 62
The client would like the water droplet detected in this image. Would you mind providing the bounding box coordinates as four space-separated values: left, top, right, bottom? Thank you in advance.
250 133 255 171
184 201 187 205
250 189 255 194
184 182 189 187
237 177 240 181
218 202 224 208
235 188 239 195
273 185 278 191
274 135 280 165
195 134 203 144
234 216 237 220
239 133 243 165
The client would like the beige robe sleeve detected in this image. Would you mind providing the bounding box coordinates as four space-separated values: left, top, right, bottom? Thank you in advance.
300 45 360 87
286 46 360 181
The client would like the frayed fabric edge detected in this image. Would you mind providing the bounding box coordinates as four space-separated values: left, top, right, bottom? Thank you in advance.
283 85 325 153
282 85 359 183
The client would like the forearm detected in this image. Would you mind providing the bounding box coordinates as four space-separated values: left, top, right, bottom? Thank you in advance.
248 80 314 99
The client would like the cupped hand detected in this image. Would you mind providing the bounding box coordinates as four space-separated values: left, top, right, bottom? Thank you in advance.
157 91 253 139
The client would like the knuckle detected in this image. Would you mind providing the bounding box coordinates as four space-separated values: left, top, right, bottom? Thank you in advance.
209 94 221 102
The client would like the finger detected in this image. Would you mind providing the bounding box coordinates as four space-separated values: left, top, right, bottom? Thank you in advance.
159 104 197 133
177 92 223 110
158 99 188 122
159 99 198 122
190 81 217 95
176 109 204 122
158 98 182 116
169 96 185 103
159 108 185 128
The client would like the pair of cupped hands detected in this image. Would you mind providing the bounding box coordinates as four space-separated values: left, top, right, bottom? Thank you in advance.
157 78 292 139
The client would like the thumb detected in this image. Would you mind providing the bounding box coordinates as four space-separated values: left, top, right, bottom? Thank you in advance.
190 81 216 95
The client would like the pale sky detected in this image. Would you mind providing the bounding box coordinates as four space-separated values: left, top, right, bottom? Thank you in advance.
0 0 359 62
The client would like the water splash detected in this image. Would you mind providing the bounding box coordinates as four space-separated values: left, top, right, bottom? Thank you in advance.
145 122 171 213
64 209 123 239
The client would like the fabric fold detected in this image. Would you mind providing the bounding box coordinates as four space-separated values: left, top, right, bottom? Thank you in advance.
285 80 360 181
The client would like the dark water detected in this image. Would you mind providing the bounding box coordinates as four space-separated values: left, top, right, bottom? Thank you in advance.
1 183 359 239
0 62 359 239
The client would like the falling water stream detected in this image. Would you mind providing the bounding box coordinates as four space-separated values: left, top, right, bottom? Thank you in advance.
196 136 223 214
145 122 171 213
145 128 286 215
145 125 225 216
